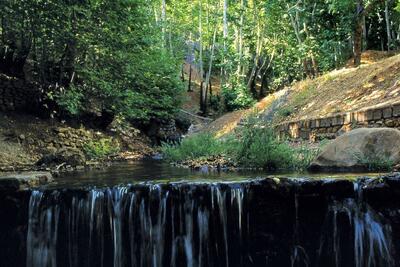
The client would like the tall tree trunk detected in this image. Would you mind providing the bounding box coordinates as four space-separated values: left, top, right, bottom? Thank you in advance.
203 27 217 115
221 0 228 83
363 16 368 50
385 0 392 51
354 1 365 66
237 0 244 76
198 0 206 114
188 64 192 92
161 0 167 47
247 7 262 94
208 80 212 101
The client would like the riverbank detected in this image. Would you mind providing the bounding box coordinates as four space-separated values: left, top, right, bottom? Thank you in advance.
0 112 154 173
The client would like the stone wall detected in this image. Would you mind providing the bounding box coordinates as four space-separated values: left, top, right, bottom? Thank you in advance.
277 102 400 141
0 74 40 112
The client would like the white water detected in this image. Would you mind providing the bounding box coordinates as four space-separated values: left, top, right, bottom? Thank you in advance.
26 184 247 267
25 180 395 267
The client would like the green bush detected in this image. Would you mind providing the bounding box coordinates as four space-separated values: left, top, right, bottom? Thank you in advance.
234 118 295 170
52 86 84 116
222 82 255 111
161 133 227 162
162 116 317 171
84 138 120 159
354 152 394 171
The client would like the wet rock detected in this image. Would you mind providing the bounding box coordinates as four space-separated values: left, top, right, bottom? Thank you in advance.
0 171 53 191
310 128 400 172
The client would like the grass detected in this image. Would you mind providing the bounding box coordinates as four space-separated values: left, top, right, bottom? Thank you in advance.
162 116 320 171
276 84 317 119
83 138 120 160
161 133 229 162
354 152 394 171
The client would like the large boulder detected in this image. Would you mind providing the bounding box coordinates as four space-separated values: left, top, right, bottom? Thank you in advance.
309 128 400 171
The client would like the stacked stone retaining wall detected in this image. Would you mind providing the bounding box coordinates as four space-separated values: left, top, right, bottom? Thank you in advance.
277 102 400 141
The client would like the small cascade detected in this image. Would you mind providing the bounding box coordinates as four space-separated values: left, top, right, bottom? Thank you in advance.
21 178 399 267
26 190 60 267
26 183 248 267
316 182 394 267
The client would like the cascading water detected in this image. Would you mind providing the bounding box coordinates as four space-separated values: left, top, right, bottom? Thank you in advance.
16 177 400 267
315 183 394 267
26 183 248 267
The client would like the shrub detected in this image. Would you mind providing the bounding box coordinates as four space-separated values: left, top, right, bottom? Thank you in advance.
234 121 295 170
222 82 255 111
48 85 84 116
84 138 120 159
354 152 394 171
161 133 226 162
161 115 318 171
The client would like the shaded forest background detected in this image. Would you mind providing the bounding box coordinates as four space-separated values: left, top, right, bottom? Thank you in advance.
1 0 400 126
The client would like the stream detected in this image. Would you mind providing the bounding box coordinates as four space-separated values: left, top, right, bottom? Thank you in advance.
0 161 399 267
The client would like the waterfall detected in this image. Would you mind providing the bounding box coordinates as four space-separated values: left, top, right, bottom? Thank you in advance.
316 184 394 267
26 183 248 267
27 190 60 267
24 179 397 267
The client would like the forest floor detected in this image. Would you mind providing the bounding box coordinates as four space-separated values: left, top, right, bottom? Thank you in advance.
200 50 400 137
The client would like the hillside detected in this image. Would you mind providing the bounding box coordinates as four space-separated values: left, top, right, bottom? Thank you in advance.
202 51 400 137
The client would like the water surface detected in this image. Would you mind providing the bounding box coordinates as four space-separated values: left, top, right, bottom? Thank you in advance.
53 160 384 188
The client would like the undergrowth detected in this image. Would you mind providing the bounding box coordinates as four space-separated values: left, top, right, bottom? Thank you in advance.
162 116 321 171
354 152 394 171
84 138 120 159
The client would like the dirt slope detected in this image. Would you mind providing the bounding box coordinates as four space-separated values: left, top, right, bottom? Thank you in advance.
202 51 400 136
277 52 400 123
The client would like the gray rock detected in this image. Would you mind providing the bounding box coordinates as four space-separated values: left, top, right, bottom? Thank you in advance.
310 128 400 171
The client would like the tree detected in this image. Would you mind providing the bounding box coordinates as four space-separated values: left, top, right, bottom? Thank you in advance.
0 0 184 122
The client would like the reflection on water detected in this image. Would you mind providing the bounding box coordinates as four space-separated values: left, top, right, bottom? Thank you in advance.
52 160 384 189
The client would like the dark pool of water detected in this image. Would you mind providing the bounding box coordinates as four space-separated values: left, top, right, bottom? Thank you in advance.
53 160 384 189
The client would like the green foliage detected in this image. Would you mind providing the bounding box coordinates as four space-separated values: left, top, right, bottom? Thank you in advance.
53 86 84 116
0 0 184 121
83 138 120 160
161 133 227 162
354 152 394 171
162 116 317 171
209 94 222 111
222 82 255 111
234 125 296 170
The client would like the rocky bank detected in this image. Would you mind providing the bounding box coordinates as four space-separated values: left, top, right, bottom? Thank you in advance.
0 113 154 173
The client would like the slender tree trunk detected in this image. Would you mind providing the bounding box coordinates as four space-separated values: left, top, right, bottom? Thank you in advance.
222 0 228 83
237 0 244 76
385 0 392 51
188 64 192 92
354 1 365 66
247 8 262 93
203 27 217 115
198 0 206 114
363 16 368 50
161 0 167 47
209 80 212 101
